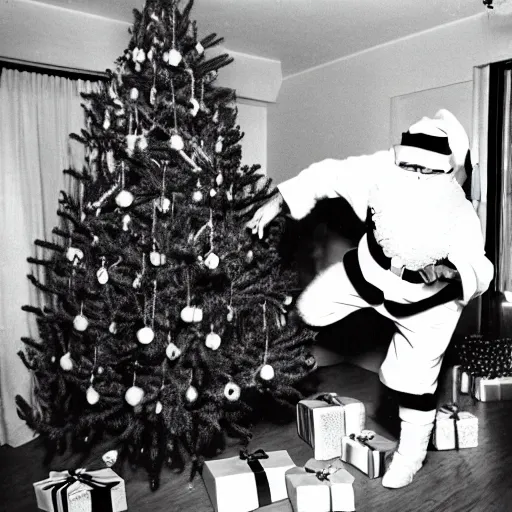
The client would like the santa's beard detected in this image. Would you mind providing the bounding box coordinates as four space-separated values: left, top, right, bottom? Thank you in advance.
368 167 467 270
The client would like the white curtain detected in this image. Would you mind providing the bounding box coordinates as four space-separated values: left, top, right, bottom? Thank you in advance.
0 68 99 447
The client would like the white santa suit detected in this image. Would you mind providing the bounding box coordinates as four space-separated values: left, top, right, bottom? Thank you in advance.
278 148 494 395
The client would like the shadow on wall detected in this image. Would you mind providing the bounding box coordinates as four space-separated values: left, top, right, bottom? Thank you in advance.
281 197 482 374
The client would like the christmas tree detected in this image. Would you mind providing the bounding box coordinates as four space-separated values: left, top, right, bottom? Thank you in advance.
15 0 315 490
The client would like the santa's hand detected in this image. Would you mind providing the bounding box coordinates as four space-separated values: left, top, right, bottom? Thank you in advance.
246 192 284 239
419 264 461 284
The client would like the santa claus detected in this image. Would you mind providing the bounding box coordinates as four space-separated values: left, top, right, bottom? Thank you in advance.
246 109 494 488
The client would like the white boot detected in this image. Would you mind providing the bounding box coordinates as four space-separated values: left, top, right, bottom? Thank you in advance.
381 407 435 489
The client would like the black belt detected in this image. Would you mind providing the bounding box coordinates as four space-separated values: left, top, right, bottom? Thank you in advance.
366 228 424 284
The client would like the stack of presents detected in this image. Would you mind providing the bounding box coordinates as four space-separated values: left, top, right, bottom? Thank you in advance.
31 336 512 511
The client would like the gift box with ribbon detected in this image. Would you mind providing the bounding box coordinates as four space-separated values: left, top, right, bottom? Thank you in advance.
432 366 478 450
297 393 365 460
202 449 295 512
340 430 395 479
33 468 127 512
460 370 512 402
285 458 355 512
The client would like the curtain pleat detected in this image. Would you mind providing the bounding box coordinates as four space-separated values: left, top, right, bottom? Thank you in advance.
0 68 99 447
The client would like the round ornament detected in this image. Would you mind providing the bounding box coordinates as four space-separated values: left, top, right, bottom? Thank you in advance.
209 188 217 198
73 314 89 332
189 98 199 117
136 49 146 63
168 49 182 66
97 267 109 285
195 42 204 55
125 385 144 406
260 364 275 381
86 386 100 405
205 332 221 351
180 306 203 323
157 196 171 213
163 51 169 63
130 87 139 100
170 134 184 151
92 235 99 246
283 295 293 306
155 401 163 414
226 306 234 322
150 251 166 266
166 342 181 361
109 322 117 334
115 190 134 208
246 250 254 264
204 253 219 270
59 352 73 371
137 326 155 345
215 140 223 153
224 382 241 401
97 366 104 375
215 173 224 186
51 356 56 363
185 385 198 403
66 247 84 263
192 190 203 203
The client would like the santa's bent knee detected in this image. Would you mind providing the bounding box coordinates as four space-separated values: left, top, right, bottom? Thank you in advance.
296 291 340 327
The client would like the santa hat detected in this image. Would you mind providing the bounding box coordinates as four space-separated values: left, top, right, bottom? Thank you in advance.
394 109 469 173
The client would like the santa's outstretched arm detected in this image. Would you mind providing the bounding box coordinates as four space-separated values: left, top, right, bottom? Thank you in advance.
277 150 389 222
448 203 494 304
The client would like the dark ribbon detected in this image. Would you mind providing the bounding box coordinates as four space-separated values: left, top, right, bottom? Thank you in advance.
239 449 272 507
42 469 118 512
304 464 338 482
349 431 382 478
439 404 460 451
316 393 344 407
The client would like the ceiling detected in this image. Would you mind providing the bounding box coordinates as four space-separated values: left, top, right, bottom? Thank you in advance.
32 0 486 77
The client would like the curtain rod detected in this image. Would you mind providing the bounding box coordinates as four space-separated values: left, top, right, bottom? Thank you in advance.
0 56 108 81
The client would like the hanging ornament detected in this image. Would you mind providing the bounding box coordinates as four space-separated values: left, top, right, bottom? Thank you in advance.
224 382 241 401
155 401 163 414
283 295 293 306
205 328 221 351
166 341 182 361
130 88 139 100
125 385 144 406
195 42 204 55
180 306 203 323
192 190 203 202
59 352 73 371
226 306 234 322
150 86 157 105
157 196 171 213
51 356 56 363
209 188 217 198
97 266 109 285
189 98 199 117
148 47 154 61
73 314 89 332
103 110 111 130
97 366 104 374
109 322 117 334
170 134 184 151
259 364 275 381
213 110 219 123
106 150 116 173
150 250 166 266
185 385 198 403
136 48 146 63
102 450 119 467
215 137 223 154
226 185 233 202
168 49 182 66
92 235 99 246
66 247 84 264
204 252 220 270
122 214 131 232
279 314 287 327
215 173 224 186
138 135 148 151
133 272 142 289
134 62 141 72
86 386 100 405
126 134 137 156
246 250 254 264
162 51 169 63
137 326 155 345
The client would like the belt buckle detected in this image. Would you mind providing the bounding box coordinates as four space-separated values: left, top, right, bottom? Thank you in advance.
390 257 405 279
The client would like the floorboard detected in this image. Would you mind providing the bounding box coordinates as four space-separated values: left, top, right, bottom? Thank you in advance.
1 362 511 512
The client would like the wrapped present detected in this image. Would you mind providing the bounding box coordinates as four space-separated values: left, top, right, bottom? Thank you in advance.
202 449 295 512
460 371 512 402
432 404 478 450
33 468 127 512
297 393 365 460
285 458 355 512
341 430 395 478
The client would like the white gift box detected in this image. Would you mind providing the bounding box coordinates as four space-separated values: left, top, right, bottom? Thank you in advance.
297 393 365 460
460 370 512 402
202 449 295 512
33 468 127 512
432 406 478 450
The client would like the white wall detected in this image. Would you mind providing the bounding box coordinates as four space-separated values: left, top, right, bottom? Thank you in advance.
268 12 512 183
0 0 277 173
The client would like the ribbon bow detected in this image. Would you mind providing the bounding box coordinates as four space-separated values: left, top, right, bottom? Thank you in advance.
316 393 343 407
349 430 376 445
305 464 338 482
439 403 460 450
239 448 269 462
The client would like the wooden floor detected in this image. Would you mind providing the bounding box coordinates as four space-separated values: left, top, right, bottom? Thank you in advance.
1 362 512 512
